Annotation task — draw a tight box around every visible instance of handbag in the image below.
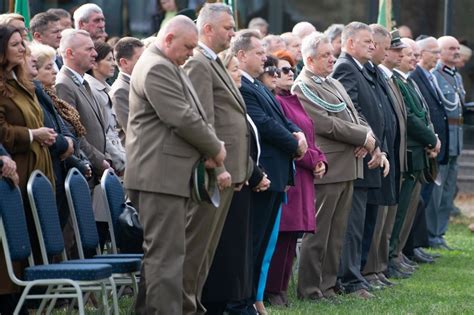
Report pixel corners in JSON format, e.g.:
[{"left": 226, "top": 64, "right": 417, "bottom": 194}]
[
  {"left": 420, "top": 157, "right": 439, "bottom": 184},
  {"left": 117, "top": 201, "right": 144, "bottom": 253}
]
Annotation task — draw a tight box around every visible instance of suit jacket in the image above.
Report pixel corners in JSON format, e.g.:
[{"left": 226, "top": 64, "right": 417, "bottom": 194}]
[
  {"left": 365, "top": 63, "right": 399, "bottom": 205},
  {"left": 332, "top": 52, "right": 385, "bottom": 188},
  {"left": 240, "top": 75, "right": 300, "bottom": 192},
  {"left": 55, "top": 66, "right": 107, "bottom": 174},
  {"left": 393, "top": 70, "right": 437, "bottom": 172},
  {"left": 293, "top": 67, "right": 368, "bottom": 185},
  {"left": 110, "top": 71, "right": 130, "bottom": 144},
  {"left": 410, "top": 65, "right": 449, "bottom": 164},
  {"left": 124, "top": 44, "right": 221, "bottom": 197},
  {"left": 183, "top": 45, "right": 251, "bottom": 184},
  {"left": 383, "top": 68, "right": 408, "bottom": 173}
]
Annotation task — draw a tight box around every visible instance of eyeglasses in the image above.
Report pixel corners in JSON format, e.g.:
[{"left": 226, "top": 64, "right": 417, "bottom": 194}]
[
  {"left": 280, "top": 66, "right": 294, "bottom": 75},
  {"left": 264, "top": 66, "right": 281, "bottom": 78},
  {"left": 425, "top": 49, "right": 441, "bottom": 55}
]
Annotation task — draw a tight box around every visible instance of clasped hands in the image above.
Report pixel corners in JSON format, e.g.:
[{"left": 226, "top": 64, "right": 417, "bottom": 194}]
[
  {"left": 354, "top": 132, "right": 389, "bottom": 177},
  {"left": 0, "top": 155, "right": 19, "bottom": 185},
  {"left": 425, "top": 136, "right": 441, "bottom": 159},
  {"left": 32, "top": 127, "right": 57, "bottom": 147}
]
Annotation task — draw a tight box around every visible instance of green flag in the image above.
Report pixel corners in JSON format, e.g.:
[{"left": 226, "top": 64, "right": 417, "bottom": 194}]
[
  {"left": 14, "top": 0, "right": 31, "bottom": 29},
  {"left": 377, "top": 0, "right": 393, "bottom": 30}
]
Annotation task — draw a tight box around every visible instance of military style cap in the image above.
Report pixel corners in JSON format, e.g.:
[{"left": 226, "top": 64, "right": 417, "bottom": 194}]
[{"left": 390, "top": 29, "right": 407, "bottom": 49}]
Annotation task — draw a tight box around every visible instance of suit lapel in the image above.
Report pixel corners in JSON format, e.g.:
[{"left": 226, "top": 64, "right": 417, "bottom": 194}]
[{"left": 254, "top": 79, "right": 287, "bottom": 119}]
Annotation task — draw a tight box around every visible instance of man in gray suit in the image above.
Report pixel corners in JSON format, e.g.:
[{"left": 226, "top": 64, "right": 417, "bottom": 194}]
[
  {"left": 182, "top": 3, "right": 251, "bottom": 314},
  {"left": 124, "top": 16, "right": 226, "bottom": 315},
  {"left": 55, "top": 29, "right": 110, "bottom": 177},
  {"left": 295, "top": 33, "right": 374, "bottom": 301},
  {"left": 110, "top": 37, "right": 144, "bottom": 145}
]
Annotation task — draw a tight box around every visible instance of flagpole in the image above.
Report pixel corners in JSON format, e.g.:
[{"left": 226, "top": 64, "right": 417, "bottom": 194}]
[{"left": 9, "top": 0, "right": 14, "bottom": 13}]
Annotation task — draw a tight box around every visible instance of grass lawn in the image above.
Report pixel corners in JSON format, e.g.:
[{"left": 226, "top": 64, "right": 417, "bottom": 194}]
[{"left": 54, "top": 220, "right": 474, "bottom": 314}]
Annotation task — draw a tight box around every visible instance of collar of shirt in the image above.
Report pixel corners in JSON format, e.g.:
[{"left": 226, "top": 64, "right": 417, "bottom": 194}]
[
  {"left": 378, "top": 64, "right": 393, "bottom": 78},
  {"left": 241, "top": 70, "right": 255, "bottom": 83},
  {"left": 198, "top": 42, "right": 218, "bottom": 60},
  {"left": 120, "top": 71, "right": 131, "bottom": 80},
  {"left": 305, "top": 68, "right": 327, "bottom": 81},
  {"left": 84, "top": 73, "right": 110, "bottom": 92},
  {"left": 419, "top": 65, "right": 433, "bottom": 81},
  {"left": 65, "top": 66, "right": 85, "bottom": 84},
  {"left": 393, "top": 68, "right": 409, "bottom": 80},
  {"left": 352, "top": 56, "right": 364, "bottom": 70}
]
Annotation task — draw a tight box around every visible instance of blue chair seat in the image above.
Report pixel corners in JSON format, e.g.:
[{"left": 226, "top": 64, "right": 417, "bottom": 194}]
[
  {"left": 64, "top": 258, "right": 141, "bottom": 274},
  {"left": 24, "top": 263, "right": 113, "bottom": 281},
  {"left": 94, "top": 253, "right": 143, "bottom": 260}
]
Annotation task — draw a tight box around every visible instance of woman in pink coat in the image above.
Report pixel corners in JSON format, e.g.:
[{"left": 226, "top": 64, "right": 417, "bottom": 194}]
[{"left": 265, "top": 51, "right": 327, "bottom": 306}]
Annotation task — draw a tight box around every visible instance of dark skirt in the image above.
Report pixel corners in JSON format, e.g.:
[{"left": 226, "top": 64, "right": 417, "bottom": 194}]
[{"left": 202, "top": 185, "right": 254, "bottom": 303}]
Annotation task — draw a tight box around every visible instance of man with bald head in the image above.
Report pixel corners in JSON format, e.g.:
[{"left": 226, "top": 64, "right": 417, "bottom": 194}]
[
  {"left": 125, "top": 15, "right": 226, "bottom": 314},
  {"left": 429, "top": 36, "right": 465, "bottom": 249},
  {"left": 292, "top": 21, "right": 316, "bottom": 40},
  {"left": 409, "top": 37, "right": 450, "bottom": 255}
]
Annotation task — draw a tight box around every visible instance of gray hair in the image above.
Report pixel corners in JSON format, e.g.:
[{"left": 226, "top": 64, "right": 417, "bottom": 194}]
[
  {"left": 341, "top": 21, "right": 371, "bottom": 47},
  {"left": 416, "top": 36, "right": 438, "bottom": 51},
  {"left": 324, "top": 23, "right": 344, "bottom": 42},
  {"left": 231, "top": 29, "right": 261, "bottom": 55},
  {"left": 59, "top": 28, "right": 91, "bottom": 57},
  {"left": 292, "top": 21, "right": 316, "bottom": 39},
  {"left": 73, "top": 3, "right": 103, "bottom": 29},
  {"left": 29, "top": 42, "right": 56, "bottom": 68},
  {"left": 301, "top": 32, "right": 330, "bottom": 64},
  {"left": 248, "top": 17, "right": 268, "bottom": 29},
  {"left": 47, "top": 8, "right": 71, "bottom": 19},
  {"left": 196, "top": 3, "right": 232, "bottom": 33},
  {"left": 369, "top": 24, "right": 390, "bottom": 40}
]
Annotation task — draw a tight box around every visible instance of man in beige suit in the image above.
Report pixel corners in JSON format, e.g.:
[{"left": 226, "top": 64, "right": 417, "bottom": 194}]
[
  {"left": 124, "top": 16, "right": 226, "bottom": 315},
  {"left": 55, "top": 29, "right": 110, "bottom": 176},
  {"left": 294, "top": 33, "right": 375, "bottom": 301},
  {"left": 110, "top": 37, "right": 144, "bottom": 145},
  {"left": 182, "top": 4, "right": 251, "bottom": 314}
]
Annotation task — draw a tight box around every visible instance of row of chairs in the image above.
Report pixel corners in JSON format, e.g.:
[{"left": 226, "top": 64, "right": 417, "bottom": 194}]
[{"left": 0, "top": 168, "right": 141, "bottom": 314}]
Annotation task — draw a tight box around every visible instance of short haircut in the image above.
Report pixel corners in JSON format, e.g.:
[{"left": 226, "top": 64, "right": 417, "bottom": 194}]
[
  {"left": 59, "top": 28, "right": 90, "bottom": 57},
  {"left": 324, "top": 23, "right": 344, "bottom": 42},
  {"left": 301, "top": 32, "right": 330, "bottom": 63},
  {"left": 196, "top": 3, "right": 232, "bottom": 33},
  {"left": 29, "top": 42, "right": 56, "bottom": 68},
  {"left": 248, "top": 17, "right": 268, "bottom": 29},
  {"left": 292, "top": 21, "right": 316, "bottom": 39},
  {"left": 47, "top": 8, "right": 71, "bottom": 19},
  {"left": 114, "top": 37, "right": 144, "bottom": 61},
  {"left": 93, "top": 40, "right": 113, "bottom": 62},
  {"left": 231, "top": 29, "right": 261, "bottom": 55},
  {"left": 416, "top": 36, "right": 437, "bottom": 51},
  {"left": 263, "top": 55, "right": 278, "bottom": 68},
  {"left": 0, "top": 13, "right": 24, "bottom": 26},
  {"left": 369, "top": 24, "right": 390, "bottom": 40},
  {"left": 30, "top": 12, "right": 60, "bottom": 35},
  {"left": 341, "top": 21, "right": 371, "bottom": 46},
  {"left": 73, "top": 3, "right": 103, "bottom": 29},
  {"left": 262, "top": 34, "right": 284, "bottom": 48}
]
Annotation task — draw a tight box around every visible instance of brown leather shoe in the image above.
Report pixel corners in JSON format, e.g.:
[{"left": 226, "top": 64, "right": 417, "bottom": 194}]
[{"left": 350, "top": 288, "right": 375, "bottom": 300}]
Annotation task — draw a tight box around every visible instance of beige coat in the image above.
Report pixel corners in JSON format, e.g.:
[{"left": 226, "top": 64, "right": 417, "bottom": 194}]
[
  {"left": 124, "top": 44, "right": 221, "bottom": 197},
  {"left": 109, "top": 71, "right": 130, "bottom": 144},
  {"left": 183, "top": 46, "right": 251, "bottom": 184},
  {"left": 293, "top": 68, "right": 369, "bottom": 184}
]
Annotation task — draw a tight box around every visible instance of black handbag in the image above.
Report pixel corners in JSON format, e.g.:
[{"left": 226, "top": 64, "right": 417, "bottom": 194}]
[{"left": 117, "top": 202, "right": 144, "bottom": 254}]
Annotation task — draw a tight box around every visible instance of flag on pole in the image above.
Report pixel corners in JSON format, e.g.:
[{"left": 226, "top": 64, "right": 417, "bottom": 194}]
[
  {"left": 14, "top": 0, "right": 31, "bottom": 29},
  {"left": 377, "top": 0, "right": 393, "bottom": 30}
]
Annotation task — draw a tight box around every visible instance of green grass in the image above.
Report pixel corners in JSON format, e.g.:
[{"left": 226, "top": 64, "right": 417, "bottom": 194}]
[
  {"left": 267, "top": 221, "right": 474, "bottom": 315},
  {"left": 54, "top": 221, "right": 474, "bottom": 314}
]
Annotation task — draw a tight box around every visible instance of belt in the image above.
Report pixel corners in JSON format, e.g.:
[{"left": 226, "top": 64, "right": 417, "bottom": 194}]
[{"left": 448, "top": 117, "right": 463, "bottom": 125}]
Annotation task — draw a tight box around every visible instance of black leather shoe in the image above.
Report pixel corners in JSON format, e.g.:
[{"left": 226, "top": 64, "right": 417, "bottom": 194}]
[
  {"left": 377, "top": 273, "right": 395, "bottom": 287},
  {"left": 416, "top": 247, "right": 440, "bottom": 259},
  {"left": 385, "top": 264, "right": 411, "bottom": 279},
  {"left": 402, "top": 254, "right": 418, "bottom": 268},
  {"left": 411, "top": 251, "right": 434, "bottom": 264}
]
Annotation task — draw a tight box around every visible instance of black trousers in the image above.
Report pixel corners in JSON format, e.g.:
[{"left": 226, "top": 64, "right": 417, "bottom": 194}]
[
  {"left": 338, "top": 187, "right": 369, "bottom": 293},
  {"left": 404, "top": 198, "right": 429, "bottom": 256},
  {"left": 361, "top": 203, "right": 379, "bottom": 270}
]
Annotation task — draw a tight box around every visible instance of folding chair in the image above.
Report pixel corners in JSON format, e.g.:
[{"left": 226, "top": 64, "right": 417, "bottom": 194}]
[
  {"left": 100, "top": 168, "right": 143, "bottom": 257},
  {"left": 64, "top": 168, "right": 140, "bottom": 295},
  {"left": 0, "top": 178, "right": 114, "bottom": 315}
]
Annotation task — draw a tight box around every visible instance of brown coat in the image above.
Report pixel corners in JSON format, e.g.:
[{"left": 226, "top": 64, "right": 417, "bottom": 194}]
[
  {"left": 124, "top": 44, "right": 221, "bottom": 197},
  {"left": 293, "top": 67, "right": 369, "bottom": 184},
  {"left": 0, "top": 79, "right": 54, "bottom": 294}
]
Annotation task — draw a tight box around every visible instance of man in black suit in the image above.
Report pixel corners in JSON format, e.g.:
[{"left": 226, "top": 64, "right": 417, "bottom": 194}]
[
  {"left": 233, "top": 29, "right": 307, "bottom": 311},
  {"left": 332, "top": 22, "right": 386, "bottom": 299},
  {"left": 361, "top": 24, "right": 400, "bottom": 288},
  {"left": 407, "top": 36, "right": 448, "bottom": 261}
]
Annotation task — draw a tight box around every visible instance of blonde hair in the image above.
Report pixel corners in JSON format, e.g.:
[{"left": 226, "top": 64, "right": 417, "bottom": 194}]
[
  {"left": 29, "top": 42, "right": 56, "bottom": 69},
  {"left": 0, "top": 13, "right": 25, "bottom": 26}
]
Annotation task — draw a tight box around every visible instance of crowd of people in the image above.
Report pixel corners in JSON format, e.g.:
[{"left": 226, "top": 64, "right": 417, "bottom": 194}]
[{"left": 0, "top": 2, "right": 470, "bottom": 315}]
